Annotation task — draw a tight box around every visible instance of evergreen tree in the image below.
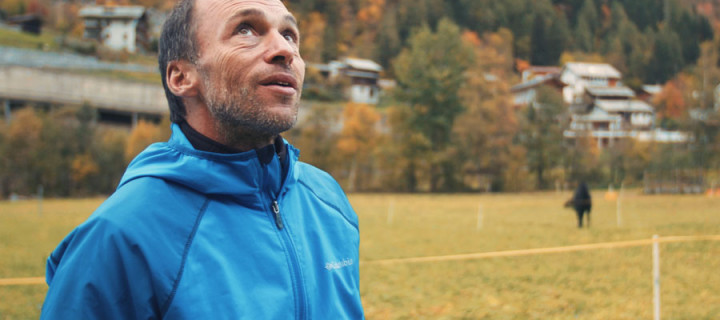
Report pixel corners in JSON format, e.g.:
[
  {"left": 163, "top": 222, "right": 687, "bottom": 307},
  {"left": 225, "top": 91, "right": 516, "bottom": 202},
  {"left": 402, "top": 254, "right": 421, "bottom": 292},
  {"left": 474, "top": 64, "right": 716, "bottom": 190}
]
[
  {"left": 574, "top": 18, "right": 594, "bottom": 52},
  {"left": 577, "top": 0, "right": 599, "bottom": 34},
  {"left": 530, "top": 14, "right": 548, "bottom": 65},
  {"left": 521, "top": 87, "right": 565, "bottom": 190},
  {"left": 530, "top": 12, "right": 565, "bottom": 66},
  {"left": 617, "top": 0, "right": 663, "bottom": 31},
  {"left": 376, "top": 5, "right": 401, "bottom": 75},
  {"left": 647, "top": 29, "right": 683, "bottom": 84}
]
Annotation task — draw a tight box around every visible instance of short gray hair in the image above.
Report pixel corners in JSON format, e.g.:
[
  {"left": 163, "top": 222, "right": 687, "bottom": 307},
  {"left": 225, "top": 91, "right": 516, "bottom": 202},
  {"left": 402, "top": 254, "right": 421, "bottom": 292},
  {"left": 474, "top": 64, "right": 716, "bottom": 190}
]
[{"left": 158, "top": 0, "right": 198, "bottom": 123}]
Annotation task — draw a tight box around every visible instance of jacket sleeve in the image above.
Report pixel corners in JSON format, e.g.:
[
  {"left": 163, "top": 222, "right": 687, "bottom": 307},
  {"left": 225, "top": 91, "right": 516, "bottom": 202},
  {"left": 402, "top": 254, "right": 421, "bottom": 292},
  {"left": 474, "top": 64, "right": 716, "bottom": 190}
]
[{"left": 41, "top": 216, "right": 161, "bottom": 319}]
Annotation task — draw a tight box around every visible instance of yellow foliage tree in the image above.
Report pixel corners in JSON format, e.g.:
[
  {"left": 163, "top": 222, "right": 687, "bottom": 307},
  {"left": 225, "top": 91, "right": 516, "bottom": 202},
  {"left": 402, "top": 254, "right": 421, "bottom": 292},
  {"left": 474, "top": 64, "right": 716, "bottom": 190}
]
[
  {"left": 337, "top": 103, "right": 380, "bottom": 191},
  {"left": 71, "top": 153, "right": 99, "bottom": 184},
  {"left": 454, "top": 29, "right": 527, "bottom": 191},
  {"left": 125, "top": 120, "right": 168, "bottom": 163},
  {"left": 298, "top": 12, "right": 327, "bottom": 63}
]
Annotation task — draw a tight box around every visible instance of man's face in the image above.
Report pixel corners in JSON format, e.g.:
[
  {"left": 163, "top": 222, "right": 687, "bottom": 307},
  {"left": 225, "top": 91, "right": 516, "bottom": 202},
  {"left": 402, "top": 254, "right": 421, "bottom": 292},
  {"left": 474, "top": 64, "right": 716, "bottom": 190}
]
[{"left": 193, "top": 0, "right": 305, "bottom": 138}]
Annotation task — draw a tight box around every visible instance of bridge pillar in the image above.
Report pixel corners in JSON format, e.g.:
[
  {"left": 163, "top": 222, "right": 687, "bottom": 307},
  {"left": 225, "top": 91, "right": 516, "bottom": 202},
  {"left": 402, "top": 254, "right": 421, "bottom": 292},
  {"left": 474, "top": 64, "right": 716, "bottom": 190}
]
[
  {"left": 3, "top": 100, "right": 10, "bottom": 124},
  {"left": 132, "top": 112, "right": 138, "bottom": 128}
]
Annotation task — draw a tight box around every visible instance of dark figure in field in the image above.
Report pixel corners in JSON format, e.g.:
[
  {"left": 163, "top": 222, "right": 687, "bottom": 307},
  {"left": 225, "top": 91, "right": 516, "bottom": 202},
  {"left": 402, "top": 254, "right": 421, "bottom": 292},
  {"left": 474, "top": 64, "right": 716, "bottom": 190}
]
[{"left": 564, "top": 182, "right": 592, "bottom": 228}]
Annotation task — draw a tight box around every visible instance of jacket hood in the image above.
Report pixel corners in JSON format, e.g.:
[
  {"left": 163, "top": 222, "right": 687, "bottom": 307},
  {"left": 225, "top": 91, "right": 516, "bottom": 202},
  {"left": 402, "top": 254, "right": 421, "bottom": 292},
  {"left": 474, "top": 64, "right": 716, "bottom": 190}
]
[{"left": 118, "top": 123, "right": 298, "bottom": 201}]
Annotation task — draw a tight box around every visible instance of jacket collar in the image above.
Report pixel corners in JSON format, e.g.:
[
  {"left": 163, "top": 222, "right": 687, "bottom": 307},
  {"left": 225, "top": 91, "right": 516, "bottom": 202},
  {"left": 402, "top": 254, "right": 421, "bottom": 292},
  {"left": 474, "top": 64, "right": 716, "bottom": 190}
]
[{"left": 118, "top": 123, "right": 299, "bottom": 202}]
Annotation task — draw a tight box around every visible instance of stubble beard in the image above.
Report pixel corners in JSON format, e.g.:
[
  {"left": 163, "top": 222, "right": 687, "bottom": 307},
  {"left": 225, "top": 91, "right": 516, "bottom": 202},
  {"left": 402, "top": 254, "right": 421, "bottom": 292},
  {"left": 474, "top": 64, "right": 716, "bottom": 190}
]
[{"left": 202, "top": 73, "right": 300, "bottom": 147}]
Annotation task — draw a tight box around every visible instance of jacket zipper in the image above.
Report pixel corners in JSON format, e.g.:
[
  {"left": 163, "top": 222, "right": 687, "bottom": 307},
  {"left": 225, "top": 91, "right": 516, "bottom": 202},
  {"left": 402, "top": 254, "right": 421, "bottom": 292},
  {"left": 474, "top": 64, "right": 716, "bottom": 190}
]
[
  {"left": 271, "top": 200, "right": 284, "bottom": 229},
  {"left": 268, "top": 197, "right": 307, "bottom": 319}
]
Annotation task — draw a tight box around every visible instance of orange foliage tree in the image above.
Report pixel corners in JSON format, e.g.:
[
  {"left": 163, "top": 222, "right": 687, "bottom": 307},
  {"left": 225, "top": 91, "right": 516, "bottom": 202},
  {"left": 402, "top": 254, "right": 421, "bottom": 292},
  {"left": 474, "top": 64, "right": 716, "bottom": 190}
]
[
  {"left": 337, "top": 102, "right": 381, "bottom": 191},
  {"left": 125, "top": 119, "right": 170, "bottom": 163},
  {"left": 653, "top": 79, "right": 686, "bottom": 125},
  {"left": 454, "top": 28, "right": 528, "bottom": 191}
]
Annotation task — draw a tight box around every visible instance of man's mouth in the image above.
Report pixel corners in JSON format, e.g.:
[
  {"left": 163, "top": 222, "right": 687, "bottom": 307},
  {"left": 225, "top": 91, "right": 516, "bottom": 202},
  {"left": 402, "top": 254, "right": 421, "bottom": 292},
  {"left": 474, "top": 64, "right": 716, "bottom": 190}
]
[
  {"left": 260, "top": 74, "right": 298, "bottom": 91},
  {"left": 270, "top": 81, "right": 292, "bottom": 87}
]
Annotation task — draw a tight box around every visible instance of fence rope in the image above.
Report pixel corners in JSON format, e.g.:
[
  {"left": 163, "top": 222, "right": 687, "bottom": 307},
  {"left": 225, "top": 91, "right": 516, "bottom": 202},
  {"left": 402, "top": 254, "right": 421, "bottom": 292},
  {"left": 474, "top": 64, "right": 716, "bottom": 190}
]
[
  {"left": 2, "top": 235, "right": 719, "bottom": 285},
  {"left": 0, "top": 277, "right": 45, "bottom": 286},
  {"left": 363, "top": 235, "right": 720, "bottom": 265}
]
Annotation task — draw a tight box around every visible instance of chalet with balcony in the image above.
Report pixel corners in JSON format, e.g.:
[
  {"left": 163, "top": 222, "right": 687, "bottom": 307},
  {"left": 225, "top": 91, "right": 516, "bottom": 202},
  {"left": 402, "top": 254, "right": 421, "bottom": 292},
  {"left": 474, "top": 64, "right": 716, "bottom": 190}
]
[
  {"left": 308, "top": 57, "right": 383, "bottom": 104},
  {"left": 560, "top": 62, "right": 622, "bottom": 105},
  {"left": 79, "top": 5, "right": 149, "bottom": 53}
]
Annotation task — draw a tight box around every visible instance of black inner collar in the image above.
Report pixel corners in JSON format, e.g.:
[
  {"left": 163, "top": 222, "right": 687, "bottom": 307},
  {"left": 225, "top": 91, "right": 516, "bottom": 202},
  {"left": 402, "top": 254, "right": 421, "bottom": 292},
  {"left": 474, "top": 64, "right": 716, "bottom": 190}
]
[{"left": 178, "top": 121, "right": 287, "bottom": 165}]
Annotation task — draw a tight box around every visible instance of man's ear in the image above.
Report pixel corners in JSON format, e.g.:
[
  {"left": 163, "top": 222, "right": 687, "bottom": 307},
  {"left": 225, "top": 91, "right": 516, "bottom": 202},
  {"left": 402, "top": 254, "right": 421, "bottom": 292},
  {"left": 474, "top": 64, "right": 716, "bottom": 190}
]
[{"left": 166, "top": 60, "right": 201, "bottom": 98}]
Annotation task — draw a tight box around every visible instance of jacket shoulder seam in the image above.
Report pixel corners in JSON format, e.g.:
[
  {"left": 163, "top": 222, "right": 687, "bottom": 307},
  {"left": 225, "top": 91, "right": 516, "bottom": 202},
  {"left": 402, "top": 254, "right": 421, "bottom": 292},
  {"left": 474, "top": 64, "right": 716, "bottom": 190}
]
[
  {"left": 297, "top": 179, "right": 358, "bottom": 230},
  {"left": 160, "top": 197, "right": 211, "bottom": 316}
]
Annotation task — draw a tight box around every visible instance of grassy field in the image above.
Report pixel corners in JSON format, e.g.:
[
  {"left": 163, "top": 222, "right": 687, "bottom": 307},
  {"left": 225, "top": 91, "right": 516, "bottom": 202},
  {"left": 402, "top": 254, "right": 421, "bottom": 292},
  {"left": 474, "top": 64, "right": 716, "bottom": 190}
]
[{"left": 1, "top": 191, "right": 719, "bottom": 319}]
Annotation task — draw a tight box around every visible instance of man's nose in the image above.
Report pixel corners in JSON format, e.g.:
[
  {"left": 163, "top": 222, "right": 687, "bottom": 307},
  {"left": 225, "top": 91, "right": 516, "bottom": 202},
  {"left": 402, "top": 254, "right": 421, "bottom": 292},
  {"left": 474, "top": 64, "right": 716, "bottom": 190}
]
[{"left": 264, "top": 30, "right": 295, "bottom": 66}]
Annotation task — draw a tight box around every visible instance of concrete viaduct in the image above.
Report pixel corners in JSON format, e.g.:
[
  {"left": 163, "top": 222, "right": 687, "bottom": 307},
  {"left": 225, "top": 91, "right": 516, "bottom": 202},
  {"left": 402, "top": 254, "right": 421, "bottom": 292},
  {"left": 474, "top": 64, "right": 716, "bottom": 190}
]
[{"left": 0, "top": 65, "right": 167, "bottom": 127}]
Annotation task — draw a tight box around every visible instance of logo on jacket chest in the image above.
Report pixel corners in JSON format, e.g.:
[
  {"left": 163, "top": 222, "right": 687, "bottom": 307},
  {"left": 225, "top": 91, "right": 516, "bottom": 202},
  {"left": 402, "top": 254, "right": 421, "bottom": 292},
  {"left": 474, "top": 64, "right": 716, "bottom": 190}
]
[{"left": 325, "top": 258, "right": 354, "bottom": 271}]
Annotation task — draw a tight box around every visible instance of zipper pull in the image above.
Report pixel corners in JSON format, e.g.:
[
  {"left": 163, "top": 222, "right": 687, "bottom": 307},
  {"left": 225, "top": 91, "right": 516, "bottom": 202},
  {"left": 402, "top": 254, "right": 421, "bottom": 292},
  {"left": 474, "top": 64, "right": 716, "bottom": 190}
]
[{"left": 271, "top": 200, "right": 284, "bottom": 230}]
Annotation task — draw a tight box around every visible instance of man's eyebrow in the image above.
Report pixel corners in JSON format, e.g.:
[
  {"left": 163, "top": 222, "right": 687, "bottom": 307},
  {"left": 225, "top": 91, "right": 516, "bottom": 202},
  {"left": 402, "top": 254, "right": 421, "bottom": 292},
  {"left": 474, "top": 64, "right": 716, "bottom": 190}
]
[
  {"left": 228, "top": 8, "right": 298, "bottom": 29},
  {"left": 284, "top": 14, "right": 298, "bottom": 28}
]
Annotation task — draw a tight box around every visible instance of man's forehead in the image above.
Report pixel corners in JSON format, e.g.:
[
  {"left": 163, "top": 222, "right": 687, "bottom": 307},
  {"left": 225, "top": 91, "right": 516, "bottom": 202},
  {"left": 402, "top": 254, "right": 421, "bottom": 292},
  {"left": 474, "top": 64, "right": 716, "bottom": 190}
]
[{"left": 196, "top": 0, "right": 292, "bottom": 17}]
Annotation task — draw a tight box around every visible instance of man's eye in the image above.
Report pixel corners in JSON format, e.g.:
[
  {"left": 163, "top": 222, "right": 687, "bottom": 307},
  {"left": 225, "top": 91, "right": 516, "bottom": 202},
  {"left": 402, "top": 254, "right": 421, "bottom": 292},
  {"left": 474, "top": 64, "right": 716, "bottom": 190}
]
[
  {"left": 282, "top": 32, "right": 298, "bottom": 43},
  {"left": 236, "top": 24, "right": 253, "bottom": 36}
]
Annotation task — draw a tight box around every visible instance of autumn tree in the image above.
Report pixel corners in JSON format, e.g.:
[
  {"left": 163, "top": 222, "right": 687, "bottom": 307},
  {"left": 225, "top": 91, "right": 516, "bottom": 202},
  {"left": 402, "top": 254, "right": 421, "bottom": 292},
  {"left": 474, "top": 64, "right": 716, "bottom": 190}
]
[
  {"left": 90, "top": 127, "right": 128, "bottom": 193},
  {"left": 336, "top": 103, "right": 381, "bottom": 191},
  {"left": 453, "top": 29, "right": 527, "bottom": 191},
  {"left": 653, "top": 79, "right": 686, "bottom": 129},
  {"left": 125, "top": 119, "right": 170, "bottom": 163},
  {"left": 564, "top": 133, "right": 601, "bottom": 185},
  {"left": 285, "top": 103, "right": 343, "bottom": 174},
  {"left": 377, "top": 103, "right": 431, "bottom": 192},
  {"left": 393, "top": 18, "right": 474, "bottom": 191},
  {"left": 2, "top": 108, "right": 43, "bottom": 196},
  {"left": 297, "top": 12, "right": 327, "bottom": 63}
]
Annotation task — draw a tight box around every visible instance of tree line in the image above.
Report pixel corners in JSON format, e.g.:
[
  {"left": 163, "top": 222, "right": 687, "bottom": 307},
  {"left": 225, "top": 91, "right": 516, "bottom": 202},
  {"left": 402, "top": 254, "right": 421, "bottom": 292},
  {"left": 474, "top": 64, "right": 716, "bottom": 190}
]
[
  {"left": 0, "top": 106, "right": 169, "bottom": 198},
  {"left": 286, "top": 0, "right": 714, "bottom": 86},
  {"left": 1, "top": 0, "right": 720, "bottom": 196},
  {"left": 288, "top": 21, "right": 720, "bottom": 193}
]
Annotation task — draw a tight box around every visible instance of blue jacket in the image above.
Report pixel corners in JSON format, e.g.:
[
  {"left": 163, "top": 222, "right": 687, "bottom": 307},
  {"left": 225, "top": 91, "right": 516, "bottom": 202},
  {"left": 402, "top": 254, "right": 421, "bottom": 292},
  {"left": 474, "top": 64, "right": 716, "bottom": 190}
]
[{"left": 42, "top": 124, "right": 364, "bottom": 319}]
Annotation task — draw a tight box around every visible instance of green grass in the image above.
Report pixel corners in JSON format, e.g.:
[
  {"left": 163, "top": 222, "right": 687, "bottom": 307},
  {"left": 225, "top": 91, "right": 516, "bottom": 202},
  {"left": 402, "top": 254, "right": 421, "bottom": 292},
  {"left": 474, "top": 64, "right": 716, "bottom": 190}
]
[
  {"left": 1, "top": 192, "right": 719, "bottom": 319},
  {"left": 354, "top": 192, "right": 720, "bottom": 319},
  {"left": 0, "top": 28, "right": 59, "bottom": 51}
]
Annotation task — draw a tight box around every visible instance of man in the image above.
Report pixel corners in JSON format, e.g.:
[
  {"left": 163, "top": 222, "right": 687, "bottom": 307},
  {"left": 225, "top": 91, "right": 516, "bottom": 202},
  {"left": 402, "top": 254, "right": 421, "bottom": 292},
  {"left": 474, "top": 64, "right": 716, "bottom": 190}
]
[
  {"left": 41, "top": 0, "right": 365, "bottom": 318},
  {"left": 564, "top": 182, "right": 592, "bottom": 228}
]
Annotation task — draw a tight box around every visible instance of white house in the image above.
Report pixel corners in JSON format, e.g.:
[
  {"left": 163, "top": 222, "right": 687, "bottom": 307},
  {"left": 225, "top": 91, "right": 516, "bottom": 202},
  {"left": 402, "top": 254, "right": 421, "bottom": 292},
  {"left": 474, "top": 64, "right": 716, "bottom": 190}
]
[
  {"left": 560, "top": 62, "right": 622, "bottom": 104},
  {"left": 564, "top": 82, "right": 687, "bottom": 147},
  {"left": 79, "top": 6, "right": 149, "bottom": 53},
  {"left": 338, "top": 57, "right": 382, "bottom": 104},
  {"left": 309, "top": 57, "right": 383, "bottom": 104}
]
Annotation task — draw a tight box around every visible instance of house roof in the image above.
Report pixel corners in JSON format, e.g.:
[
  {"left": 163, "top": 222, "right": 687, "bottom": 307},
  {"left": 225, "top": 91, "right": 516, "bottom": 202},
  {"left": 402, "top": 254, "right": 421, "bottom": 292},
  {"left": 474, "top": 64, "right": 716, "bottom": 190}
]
[
  {"left": 641, "top": 84, "right": 662, "bottom": 95},
  {"left": 564, "top": 62, "right": 621, "bottom": 79},
  {"left": 595, "top": 99, "right": 654, "bottom": 113},
  {"left": 510, "top": 74, "right": 564, "bottom": 92},
  {"left": 342, "top": 57, "right": 382, "bottom": 73},
  {"left": 575, "top": 106, "right": 620, "bottom": 121},
  {"left": 586, "top": 86, "right": 635, "bottom": 98},
  {"left": 79, "top": 6, "right": 146, "bottom": 19}
]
